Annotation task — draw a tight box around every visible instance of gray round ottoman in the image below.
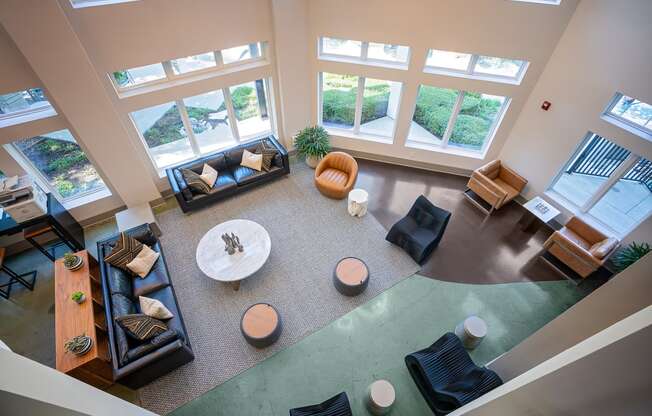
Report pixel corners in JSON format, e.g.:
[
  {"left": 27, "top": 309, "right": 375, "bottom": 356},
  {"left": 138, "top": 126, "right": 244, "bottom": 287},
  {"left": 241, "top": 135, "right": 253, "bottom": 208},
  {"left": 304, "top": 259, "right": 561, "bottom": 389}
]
[
  {"left": 240, "top": 303, "right": 282, "bottom": 348},
  {"left": 333, "top": 257, "right": 370, "bottom": 296}
]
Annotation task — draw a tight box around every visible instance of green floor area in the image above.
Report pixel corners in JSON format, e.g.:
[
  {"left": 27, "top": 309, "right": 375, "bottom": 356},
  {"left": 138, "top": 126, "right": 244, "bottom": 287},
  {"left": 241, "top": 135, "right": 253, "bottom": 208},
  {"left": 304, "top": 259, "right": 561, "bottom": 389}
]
[{"left": 171, "top": 274, "right": 588, "bottom": 416}]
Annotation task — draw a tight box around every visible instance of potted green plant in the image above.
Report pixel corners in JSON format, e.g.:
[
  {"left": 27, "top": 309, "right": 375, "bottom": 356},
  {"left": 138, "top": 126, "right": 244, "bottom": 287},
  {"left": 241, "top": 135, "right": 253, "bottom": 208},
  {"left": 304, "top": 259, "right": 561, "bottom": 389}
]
[
  {"left": 71, "top": 291, "right": 86, "bottom": 304},
  {"left": 294, "top": 126, "right": 331, "bottom": 168},
  {"left": 63, "top": 252, "right": 83, "bottom": 271},
  {"left": 64, "top": 334, "right": 93, "bottom": 356},
  {"left": 612, "top": 242, "right": 651, "bottom": 272}
]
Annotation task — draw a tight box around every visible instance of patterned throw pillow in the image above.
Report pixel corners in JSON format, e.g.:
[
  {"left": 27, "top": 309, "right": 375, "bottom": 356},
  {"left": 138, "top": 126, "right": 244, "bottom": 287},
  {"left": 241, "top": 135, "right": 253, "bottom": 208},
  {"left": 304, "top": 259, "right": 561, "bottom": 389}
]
[
  {"left": 181, "top": 168, "right": 211, "bottom": 194},
  {"left": 255, "top": 141, "right": 278, "bottom": 172},
  {"left": 104, "top": 232, "right": 143, "bottom": 272},
  {"left": 241, "top": 150, "right": 263, "bottom": 171},
  {"left": 115, "top": 313, "right": 168, "bottom": 341}
]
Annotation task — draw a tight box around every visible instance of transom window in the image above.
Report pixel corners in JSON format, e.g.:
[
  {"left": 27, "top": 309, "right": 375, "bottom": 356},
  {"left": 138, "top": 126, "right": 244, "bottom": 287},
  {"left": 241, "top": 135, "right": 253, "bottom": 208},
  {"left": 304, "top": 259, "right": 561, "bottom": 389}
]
[
  {"left": 425, "top": 49, "right": 528, "bottom": 84},
  {"left": 319, "top": 37, "right": 410, "bottom": 68},
  {"left": 319, "top": 72, "right": 402, "bottom": 141},
  {"left": 111, "top": 42, "right": 266, "bottom": 91},
  {"left": 0, "top": 88, "right": 56, "bottom": 128},
  {"left": 131, "top": 78, "right": 274, "bottom": 170},
  {"left": 407, "top": 85, "right": 509, "bottom": 154},
  {"left": 6, "top": 129, "right": 108, "bottom": 202},
  {"left": 603, "top": 93, "right": 652, "bottom": 140},
  {"left": 548, "top": 133, "right": 652, "bottom": 236}
]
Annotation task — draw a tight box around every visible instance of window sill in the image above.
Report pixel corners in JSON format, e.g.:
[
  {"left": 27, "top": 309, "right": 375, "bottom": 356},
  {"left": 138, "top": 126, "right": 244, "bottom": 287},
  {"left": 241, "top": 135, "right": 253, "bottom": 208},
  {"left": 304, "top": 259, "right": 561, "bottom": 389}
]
[
  {"left": 116, "top": 58, "right": 271, "bottom": 99},
  {"left": 325, "top": 128, "right": 394, "bottom": 145},
  {"left": 62, "top": 188, "right": 113, "bottom": 210},
  {"left": 600, "top": 114, "right": 652, "bottom": 143},
  {"left": 405, "top": 139, "right": 485, "bottom": 159},
  {"left": 423, "top": 67, "right": 524, "bottom": 86},
  {"left": 72, "top": 0, "right": 139, "bottom": 8},
  {"left": 318, "top": 55, "right": 409, "bottom": 71},
  {"left": 0, "top": 107, "right": 58, "bottom": 129}
]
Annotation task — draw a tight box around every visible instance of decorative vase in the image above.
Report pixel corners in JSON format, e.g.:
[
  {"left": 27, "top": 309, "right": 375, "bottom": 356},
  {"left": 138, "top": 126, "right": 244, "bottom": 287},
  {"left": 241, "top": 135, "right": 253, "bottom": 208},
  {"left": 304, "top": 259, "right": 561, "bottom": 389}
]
[{"left": 305, "top": 155, "right": 322, "bottom": 169}]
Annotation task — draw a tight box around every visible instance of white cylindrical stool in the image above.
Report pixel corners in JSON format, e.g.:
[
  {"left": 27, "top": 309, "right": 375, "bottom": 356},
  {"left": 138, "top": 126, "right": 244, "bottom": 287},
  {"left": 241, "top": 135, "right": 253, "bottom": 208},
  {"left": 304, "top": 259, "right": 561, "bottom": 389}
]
[
  {"left": 348, "top": 188, "right": 369, "bottom": 217},
  {"left": 367, "top": 379, "right": 395, "bottom": 415},
  {"left": 455, "top": 316, "right": 487, "bottom": 349}
]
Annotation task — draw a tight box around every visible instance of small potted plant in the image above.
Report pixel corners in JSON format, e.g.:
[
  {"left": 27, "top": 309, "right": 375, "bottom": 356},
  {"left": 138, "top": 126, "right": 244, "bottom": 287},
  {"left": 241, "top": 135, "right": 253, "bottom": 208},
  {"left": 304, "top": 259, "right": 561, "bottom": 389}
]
[
  {"left": 71, "top": 291, "right": 86, "bottom": 304},
  {"left": 63, "top": 252, "right": 83, "bottom": 271},
  {"left": 64, "top": 334, "right": 93, "bottom": 356},
  {"left": 612, "top": 241, "right": 651, "bottom": 272},
  {"left": 294, "top": 126, "right": 331, "bottom": 168}
]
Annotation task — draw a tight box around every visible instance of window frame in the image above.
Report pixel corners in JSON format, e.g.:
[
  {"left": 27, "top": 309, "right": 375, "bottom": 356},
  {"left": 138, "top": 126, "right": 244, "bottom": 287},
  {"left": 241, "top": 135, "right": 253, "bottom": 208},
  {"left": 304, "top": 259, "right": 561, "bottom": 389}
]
[
  {"left": 0, "top": 88, "right": 57, "bottom": 128},
  {"left": 4, "top": 130, "right": 111, "bottom": 205},
  {"left": 602, "top": 92, "right": 652, "bottom": 141},
  {"left": 110, "top": 42, "right": 268, "bottom": 93},
  {"left": 130, "top": 77, "right": 276, "bottom": 173},
  {"left": 317, "top": 72, "right": 403, "bottom": 143},
  {"left": 424, "top": 49, "right": 529, "bottom": 85},
  {"left": 318, "top": 37, "right": 411, "bottom": 70},
  {"left": 406, "top": 85, "right": 511, "bottom": 155},
  {"left": 546, "top": 132, "right": 650, "bottom": 237}
]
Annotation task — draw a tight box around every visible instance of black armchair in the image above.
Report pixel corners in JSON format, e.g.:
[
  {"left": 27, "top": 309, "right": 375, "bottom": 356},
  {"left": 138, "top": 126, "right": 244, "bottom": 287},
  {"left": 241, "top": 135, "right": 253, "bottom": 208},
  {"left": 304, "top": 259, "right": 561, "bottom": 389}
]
[
  {"left": 386, "top": 195, "right": 451, "bottom": 264},
  {"left": 405, "top": 333, "right": 502, "bottom": 415},
  {"left": 289, "top": 392, "right": 352, "bottom": 416}
]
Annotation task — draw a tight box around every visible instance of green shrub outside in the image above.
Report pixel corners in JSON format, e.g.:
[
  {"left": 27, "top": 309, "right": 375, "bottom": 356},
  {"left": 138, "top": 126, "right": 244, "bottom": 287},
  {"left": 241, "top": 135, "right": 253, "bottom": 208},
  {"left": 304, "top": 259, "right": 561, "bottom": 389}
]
[{"left": 322, "top": 81, "right": 390, "bottom": 126}]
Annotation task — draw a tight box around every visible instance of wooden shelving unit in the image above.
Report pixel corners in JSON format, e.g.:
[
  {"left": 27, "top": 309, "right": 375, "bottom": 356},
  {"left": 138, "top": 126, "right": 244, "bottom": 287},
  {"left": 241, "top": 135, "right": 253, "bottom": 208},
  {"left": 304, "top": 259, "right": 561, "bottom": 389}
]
[{"left": 55, "top": 250, "right": 113, "bottom": 389}]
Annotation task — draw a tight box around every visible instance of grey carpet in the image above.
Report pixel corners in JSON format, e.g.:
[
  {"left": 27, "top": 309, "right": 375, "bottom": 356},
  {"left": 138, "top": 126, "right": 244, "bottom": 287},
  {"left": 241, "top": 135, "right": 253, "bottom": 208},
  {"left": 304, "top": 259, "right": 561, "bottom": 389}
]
[{"left": 139, "top": 162, "right": 419, "bottom": 414}]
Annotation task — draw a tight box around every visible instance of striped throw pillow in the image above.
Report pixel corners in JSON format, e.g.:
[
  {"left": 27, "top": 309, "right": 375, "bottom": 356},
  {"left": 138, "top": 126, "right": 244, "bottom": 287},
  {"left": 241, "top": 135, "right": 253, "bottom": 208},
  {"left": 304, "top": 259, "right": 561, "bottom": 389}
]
[
  {"left": 255, "top": 141, "right": 278, "bottom": 172},
  {"left": 181, "top": 168, "right": 211, "bottom": 194},
  {"left": 104, "top": 232, "right": 143, "bottom": 271},
  {"left": 116, "top": 314, "right": 168, "bottom": 341}
]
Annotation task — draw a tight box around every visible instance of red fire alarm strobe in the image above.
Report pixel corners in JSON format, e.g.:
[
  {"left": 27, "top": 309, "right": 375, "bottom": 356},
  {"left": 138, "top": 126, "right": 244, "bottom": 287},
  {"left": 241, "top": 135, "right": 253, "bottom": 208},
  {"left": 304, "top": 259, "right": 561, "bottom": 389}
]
[{"left": 541, "top": 101, "right": 551, "bottom": 111}]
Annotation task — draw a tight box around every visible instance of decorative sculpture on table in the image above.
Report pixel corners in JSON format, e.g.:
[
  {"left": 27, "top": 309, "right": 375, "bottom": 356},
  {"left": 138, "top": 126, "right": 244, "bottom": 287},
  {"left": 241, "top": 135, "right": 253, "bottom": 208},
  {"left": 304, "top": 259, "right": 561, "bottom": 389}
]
[{"left": 222, "top": 232, "right": 244, "bottom": 255}]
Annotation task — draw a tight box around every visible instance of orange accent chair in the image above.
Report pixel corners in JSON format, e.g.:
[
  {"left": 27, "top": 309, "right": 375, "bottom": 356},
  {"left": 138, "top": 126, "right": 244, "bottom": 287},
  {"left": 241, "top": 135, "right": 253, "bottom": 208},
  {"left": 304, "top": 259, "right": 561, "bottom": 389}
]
[
  {"left": 314, "top": 152, "right": 359, "bottom": 199},
  {"left": 543, "top": 216, "right": 619, "bottom": 278},
  {"left": 466, "top": 160, "right": 527, "bottom": 213}
]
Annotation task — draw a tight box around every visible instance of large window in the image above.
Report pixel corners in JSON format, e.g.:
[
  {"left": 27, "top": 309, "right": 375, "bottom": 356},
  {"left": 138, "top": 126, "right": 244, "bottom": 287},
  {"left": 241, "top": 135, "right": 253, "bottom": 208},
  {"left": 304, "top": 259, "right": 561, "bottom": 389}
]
[
  {"left": 0, "top": 88, "right": 56, "bottom": 128},
  {"left": 8, "top": 129, "right": 108, "bottom": 201},
  {"left": 424, "top": 49, "right": 528, "bottom": 84},
  {"left": 319, "top": 72, "right": 402, "bottom": 140},
  {"left": 603, "top": 93, "right": 652, "bottom": 140},
  {"left": 548, "top": 133, "right": 652, "bottom": 236},
  {"left": 131, "top": 78, "right": 274, "bottom": 170},
  {"left": 319, "top": 37, "right": 410, "bottom": 68},
  {"left": 408, "top": 85, "right": 509, "bottom": 153},
  {"left": 111, "top": 42, "right": 267, "bottom": 91}
]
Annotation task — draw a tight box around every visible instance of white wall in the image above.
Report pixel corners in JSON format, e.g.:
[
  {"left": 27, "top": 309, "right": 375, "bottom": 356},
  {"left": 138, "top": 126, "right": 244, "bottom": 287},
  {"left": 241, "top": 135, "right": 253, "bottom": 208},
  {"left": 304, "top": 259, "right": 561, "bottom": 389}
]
[
  {"left": 0, "top": 349, "right": 156, "bottom": 416},
  {"left": 498, "top": 0, "right": 652, "bottom": 243},
  {"left": 308, "top": 0, "right": 579, "bottom": 171},
  {"left": 489, "top": 252, "right": 652, "bottom": 381}
]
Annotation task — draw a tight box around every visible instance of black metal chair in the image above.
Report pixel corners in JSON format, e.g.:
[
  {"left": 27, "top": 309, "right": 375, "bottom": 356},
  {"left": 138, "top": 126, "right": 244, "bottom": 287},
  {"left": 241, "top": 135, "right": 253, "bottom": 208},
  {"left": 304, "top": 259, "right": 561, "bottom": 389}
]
[
  {"left": 405, "top": 333, "right": 503, "bottom": 415},
  {"left": 386, "top": 195, "right": 451, "bottom": 264},
  {"left": 0, "top": 247, "right": 37, "bottom": 300},
  {"left": 289, "top": 392, "right": 352, "bottom": 416}
]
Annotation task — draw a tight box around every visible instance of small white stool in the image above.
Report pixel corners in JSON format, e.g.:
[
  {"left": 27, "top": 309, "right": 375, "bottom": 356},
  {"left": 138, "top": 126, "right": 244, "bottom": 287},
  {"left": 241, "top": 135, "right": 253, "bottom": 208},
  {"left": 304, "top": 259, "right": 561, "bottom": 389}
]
[
  {"left": 367, "top": 379, "right": 395, "bottom": 415},
  {"left": 348, "top": 188, "right": 369, "bottom": 217},
  {"left": 455, "top": 316, "right": 487, "bottom": 349}
]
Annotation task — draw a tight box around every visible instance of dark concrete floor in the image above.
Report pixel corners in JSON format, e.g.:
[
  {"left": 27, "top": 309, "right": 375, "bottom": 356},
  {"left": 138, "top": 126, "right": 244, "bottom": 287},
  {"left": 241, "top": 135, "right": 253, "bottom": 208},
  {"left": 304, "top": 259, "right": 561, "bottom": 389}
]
[{"left": 356, "top": 159, "right": 568, "bottom": 284}]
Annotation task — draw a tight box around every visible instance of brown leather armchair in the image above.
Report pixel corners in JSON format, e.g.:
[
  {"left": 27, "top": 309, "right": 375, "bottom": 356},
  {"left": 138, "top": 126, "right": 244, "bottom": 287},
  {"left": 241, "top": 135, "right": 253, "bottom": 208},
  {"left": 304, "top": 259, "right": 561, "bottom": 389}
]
[
  {"left": 543, "top": 216, "right": 619, "bottom": 278},
  {"left": 467, "top": 160, "right": 527, "bottom": 213},
  {"left": 314, "top": 152, "right": 358, "bottom": 199}
]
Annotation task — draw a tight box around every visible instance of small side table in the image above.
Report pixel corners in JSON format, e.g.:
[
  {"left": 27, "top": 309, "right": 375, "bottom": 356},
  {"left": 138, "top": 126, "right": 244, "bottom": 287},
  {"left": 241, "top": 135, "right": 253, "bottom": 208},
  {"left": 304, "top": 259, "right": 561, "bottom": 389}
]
[
  {"left": 518, "top": 196, "right": 560, "bottom": 233},
  {"left": 115, "top": 203, "right": 161, "bottom": 236},
  {"left": 348, "top": 188, "right": 369, "bottom": 217},
  {"left": 455, "top": 316, "right": 487, "bottom": 350},
  {"left": 367, "top": 379, "right": 395, "bottom": 415},
  {"left": 333, "top": 257, "right": 370, "bottom": 296},
  {"left": 240, "top": 303, "right": 282, "bottom": 348}
]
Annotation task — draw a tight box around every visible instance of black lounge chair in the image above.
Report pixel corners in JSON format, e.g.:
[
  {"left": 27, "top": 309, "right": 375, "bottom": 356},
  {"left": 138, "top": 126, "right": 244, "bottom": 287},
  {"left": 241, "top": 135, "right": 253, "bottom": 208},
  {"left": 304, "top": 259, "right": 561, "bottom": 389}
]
[
  {"left": 405, "top": 333, "right": 503, "bottom": 415},
  {"left": 386, "top": 195, "right": 451, "bottom": 264},
  {"left": 289, "top": 392, "right": 352, "bottom": 416}
]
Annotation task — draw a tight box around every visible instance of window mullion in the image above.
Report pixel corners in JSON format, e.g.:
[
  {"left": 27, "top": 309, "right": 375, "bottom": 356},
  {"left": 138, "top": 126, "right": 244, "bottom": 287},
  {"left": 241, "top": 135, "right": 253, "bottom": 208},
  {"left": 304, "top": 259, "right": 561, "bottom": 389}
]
[
  {"left": 161, "top": 61, "right": 176, "bottom": 79},
  {"left": 214, "top": 51, "right": 224, "bottom": 67},
  {"left": 442, "top": 91, "right": 464, "bottom": 147},
  {"left": 360, "top": 42, "right": 369, "bottom": 61},
  {"left": 353, "top": 77, "right": 365, "bottom": 133},
  {"left": 582, "top": 154, "right": 640, "bottom": 212},
  {"left": 467, "top": 55, "right": 479, "bottom": 75},
  {"left": 224, "top": 88, "right": 241, "bottom": 142},
  {"left": 177, "top": 100, "right": 201, "bottom": 156}
]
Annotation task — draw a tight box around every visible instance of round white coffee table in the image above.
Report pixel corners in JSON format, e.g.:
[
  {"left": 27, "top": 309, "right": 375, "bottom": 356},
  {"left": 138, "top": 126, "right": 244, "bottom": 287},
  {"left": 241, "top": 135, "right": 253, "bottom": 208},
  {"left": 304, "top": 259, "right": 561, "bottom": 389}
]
[
  {"left": 196, "top": 219, "right": 271, "bottom": 290},
  {"left": 454, "top": 316, "right": 487, "bottom": 349}
]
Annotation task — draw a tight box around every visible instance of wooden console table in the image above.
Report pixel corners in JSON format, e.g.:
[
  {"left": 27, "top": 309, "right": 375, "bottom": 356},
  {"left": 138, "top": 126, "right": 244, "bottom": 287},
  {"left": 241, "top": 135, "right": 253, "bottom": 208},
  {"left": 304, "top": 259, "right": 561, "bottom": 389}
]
[{"left": 55, "top": 250, "right": 113, "bottom": 389}]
